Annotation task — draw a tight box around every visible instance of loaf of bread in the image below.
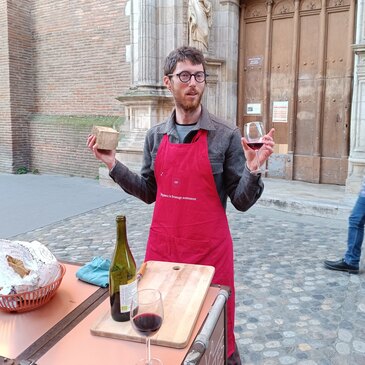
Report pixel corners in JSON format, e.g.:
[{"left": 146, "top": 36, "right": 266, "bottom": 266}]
[{"left": 0, "top": 239, "right": 61, "bottom": 295}]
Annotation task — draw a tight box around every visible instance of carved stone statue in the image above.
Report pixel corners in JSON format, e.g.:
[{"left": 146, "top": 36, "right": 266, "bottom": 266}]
[{"left": 188, "top": 0, "right": 212, "bottom": 51}]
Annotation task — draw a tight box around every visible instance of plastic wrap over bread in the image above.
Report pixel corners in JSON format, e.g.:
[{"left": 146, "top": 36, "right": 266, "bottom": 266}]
[{"left": 0, "top": 239, "right": 61, "bottom": 295}]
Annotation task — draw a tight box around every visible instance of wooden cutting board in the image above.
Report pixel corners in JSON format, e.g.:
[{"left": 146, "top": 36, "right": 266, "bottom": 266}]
[{"left": 90, "top": 260, "right": 215, "bottom": 349}]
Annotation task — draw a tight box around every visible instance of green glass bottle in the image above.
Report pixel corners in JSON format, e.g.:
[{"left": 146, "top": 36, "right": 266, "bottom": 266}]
[{"left": 109, "top": 215, "right": 137, "bottom": 322}]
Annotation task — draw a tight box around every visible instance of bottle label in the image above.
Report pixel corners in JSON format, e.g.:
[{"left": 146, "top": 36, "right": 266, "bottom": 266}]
[{"left": 119, "top": 279, "right": 138, "bottom": 313}]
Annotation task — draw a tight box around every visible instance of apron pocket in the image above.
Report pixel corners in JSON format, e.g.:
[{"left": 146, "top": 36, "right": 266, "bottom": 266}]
[{"left": 146, "top": 228, "right": 211, "bottom": 264}]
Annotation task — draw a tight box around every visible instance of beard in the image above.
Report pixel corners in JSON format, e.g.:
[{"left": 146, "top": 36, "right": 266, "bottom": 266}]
[{"left": 173, "top": 87, "right": 204, "bottom": 112}]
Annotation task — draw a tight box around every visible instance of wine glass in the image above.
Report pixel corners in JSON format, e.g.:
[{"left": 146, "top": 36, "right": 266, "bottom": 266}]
[
  {"left": 131, "top": 289, "right": 164, "bottom": 365},
  {"left": 244, "top": 121, "right": 267, "bottom": 173}
]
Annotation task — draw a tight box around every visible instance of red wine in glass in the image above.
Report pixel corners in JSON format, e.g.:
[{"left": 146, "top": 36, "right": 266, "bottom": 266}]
[
  {"left": 132, "top": 313, "right": 163, "bottom": 337},
  {"left": 131, "top": 289, "right": 164, "bottom": 365},
  {"left": 244, "top": 121, "right": 267, "bottom": 172},
  {"left": 246, "top": 142, "right": 264, "bottom": 151}
]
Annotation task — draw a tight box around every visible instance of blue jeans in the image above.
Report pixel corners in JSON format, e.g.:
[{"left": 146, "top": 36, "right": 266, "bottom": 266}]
[{"left": 344, "top": 195, "right": 365, "bottom": 267}]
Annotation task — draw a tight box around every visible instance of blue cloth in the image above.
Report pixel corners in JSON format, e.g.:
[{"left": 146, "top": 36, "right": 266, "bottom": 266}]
[{"left": 76, "top": 257, "right": 110, "bottom": 287}]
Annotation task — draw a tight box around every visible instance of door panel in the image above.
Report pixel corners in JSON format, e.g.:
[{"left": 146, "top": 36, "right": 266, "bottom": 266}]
[
  {"left": 296, "top": 13, "right": 319, "bottom": 157},
  {"left": 293, "top": 13, "right": 319, "bottom": 181},
  {"left": 242, "top": 20, "right": 266, "bottom": 120},
  {"left": 320, "top": 9, "right": 351, "bottom": 184},
  {"left": 295, "top": 79, "right": 316, "bottom": 155},
  {"left": 322, "top": 77, "right": 345, "bottom": 159},
  {"left": 270, "top": 17, "right": 293, "bottom": 146},
  {"left": 239, "top": 0, "right": 355, "bottom": 185}
]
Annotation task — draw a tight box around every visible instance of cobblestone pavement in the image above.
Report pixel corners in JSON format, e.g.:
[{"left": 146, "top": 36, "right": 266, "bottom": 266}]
[{"left": 9, "top": 193, "right": 365, "bottom": 365}]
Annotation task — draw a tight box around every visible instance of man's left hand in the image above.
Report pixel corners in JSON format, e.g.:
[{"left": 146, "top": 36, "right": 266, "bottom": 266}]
[{"left": 241, "top": 128, "right": 275, "bottom": 171}]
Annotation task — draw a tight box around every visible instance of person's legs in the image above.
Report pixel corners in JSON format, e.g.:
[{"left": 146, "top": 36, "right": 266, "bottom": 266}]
[
  {"left": 344, "top": 195, "right": 365, "bottom": 267},
  {"left": 324, "top": 195, "right": 365, "bottom": 273}
]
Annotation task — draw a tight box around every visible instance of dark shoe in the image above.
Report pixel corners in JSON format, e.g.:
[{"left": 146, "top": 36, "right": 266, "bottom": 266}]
[{"left": 324, "top": 259, "right": 359, "bottom": 274}]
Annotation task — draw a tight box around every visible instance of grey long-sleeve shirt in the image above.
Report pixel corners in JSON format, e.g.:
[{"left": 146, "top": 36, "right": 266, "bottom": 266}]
[{"left": 110, "top": 105, "right": 264, "bottom": 211}]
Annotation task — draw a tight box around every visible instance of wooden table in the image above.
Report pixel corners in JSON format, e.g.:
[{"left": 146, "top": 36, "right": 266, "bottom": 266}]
[
  {"left": 0, "top": 263, "right": 108, "bottom": 364},
  {"left": 0, "top": 262, "right": 228, "bottom": 365}
]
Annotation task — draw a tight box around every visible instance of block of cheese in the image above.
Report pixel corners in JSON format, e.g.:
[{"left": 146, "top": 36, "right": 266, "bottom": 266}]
[{"left": 92, "top": 126, "right": 120, "bottom": 150}]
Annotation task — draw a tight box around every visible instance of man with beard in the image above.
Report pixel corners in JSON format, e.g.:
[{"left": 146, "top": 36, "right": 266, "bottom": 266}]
[{"left": 87, "top": 46, "right": 275, "bottom": 364}]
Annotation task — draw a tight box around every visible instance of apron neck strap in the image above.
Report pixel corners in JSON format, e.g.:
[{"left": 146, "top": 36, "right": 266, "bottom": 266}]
[{"left": 192, "top": 129, "right": 206, "bottom": 143}]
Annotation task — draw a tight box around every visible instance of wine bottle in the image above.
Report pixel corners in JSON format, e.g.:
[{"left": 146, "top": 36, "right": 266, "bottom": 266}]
[{"left": 109, "top": 215, "right": 137, "bottom": 322}]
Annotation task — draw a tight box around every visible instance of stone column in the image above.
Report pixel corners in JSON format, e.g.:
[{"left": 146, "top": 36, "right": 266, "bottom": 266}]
[
  {"left": 136, "top": 0, "right": 157, "bottom": 87},
  {"left": 347, "top": 0, "right": 365, "bottom": 192},
  {"left": 218, "top": 0, "right": 240, "bottom": 124},
  {"left": 204, "top": 0, "right": 240, "bottom": 124},
  {"left": 105, "top": 0, "right": 174, "bottom": 177}
]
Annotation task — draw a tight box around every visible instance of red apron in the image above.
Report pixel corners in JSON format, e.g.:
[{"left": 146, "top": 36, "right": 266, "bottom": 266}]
[{"left": 145, "top": 130, "right": 236, "bottom": 357}]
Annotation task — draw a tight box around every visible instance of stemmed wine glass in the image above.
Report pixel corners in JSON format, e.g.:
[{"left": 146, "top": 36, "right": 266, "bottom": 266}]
[
  {"left": 244, "top": 121, "right": 267, "bottom": 173},
  {"left": 131, "top": 289, "right": 164, "bottom": 365}
]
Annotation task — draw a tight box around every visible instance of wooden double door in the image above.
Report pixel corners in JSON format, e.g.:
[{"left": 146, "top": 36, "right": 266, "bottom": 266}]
[{"left": 238, "top": 0, "right": 356, "bottom": 184}]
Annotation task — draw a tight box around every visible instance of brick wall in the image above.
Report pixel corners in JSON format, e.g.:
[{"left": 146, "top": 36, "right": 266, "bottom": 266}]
[
  {"left": 31, "top": 0, "right": 130, "bottom": 116},
  {"left": 29, "top": 0, "right": 131, "bottom": 177},
  {"left": 0, "top": 0, "right": 33, "bottom": 173},
  {"left": 0, "top": 0, "right": 12, "bottom": 172},
  {"left": 0, "top": 0, "right": 131, "bottom": 177},
  {"left": 29, "top": 115, "right": 123, "bottom": 178},
  {"left": 9, "top": 0, "right": 34, "bottom": 172}
]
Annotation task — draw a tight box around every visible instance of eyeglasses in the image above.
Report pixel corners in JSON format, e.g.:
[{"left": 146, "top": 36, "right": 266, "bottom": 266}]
[{"left": 168, "top": 71, "right": 208, "bottom": 83}]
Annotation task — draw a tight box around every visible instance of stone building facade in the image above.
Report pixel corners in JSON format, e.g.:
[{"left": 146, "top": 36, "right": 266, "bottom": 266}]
[
  {"left": 1, "top": 0, "right": 364, "bottom": 190},
  {"left": 347, "top": 0, "right": 365, "bottom": 191}
]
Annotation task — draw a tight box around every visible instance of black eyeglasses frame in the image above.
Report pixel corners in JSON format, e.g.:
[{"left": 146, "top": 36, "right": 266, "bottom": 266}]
[{"left": 167, "top": 71, "right": 208, "bottom": 83}]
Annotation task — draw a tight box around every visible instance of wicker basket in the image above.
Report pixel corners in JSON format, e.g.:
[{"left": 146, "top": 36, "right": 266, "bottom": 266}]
[{"left": 0, "top": 263, "right": 66, "bottom": 313}]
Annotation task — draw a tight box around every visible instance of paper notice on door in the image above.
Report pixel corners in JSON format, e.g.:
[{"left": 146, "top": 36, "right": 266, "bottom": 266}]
[
  {"left": 272, "top": 101, "right": 288, "bottom": 123},
  {"left": 247, "top": 103, "right": 261, "bottom": 115}
]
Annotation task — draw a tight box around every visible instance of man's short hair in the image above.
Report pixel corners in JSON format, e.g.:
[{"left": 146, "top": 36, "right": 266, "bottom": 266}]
[{"left": 163, "top": 46, "right": 206, "bottom": 76}]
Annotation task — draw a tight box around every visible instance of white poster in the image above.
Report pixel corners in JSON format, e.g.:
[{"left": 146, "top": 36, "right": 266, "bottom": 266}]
[
  {"left": 272, "top": 101, "right": 288, "bottom": 123},
  {"left": 247, "top": 56, "right": 263, "bottom": 67},
  {"left": 247, "top": 103, "right": 261, "bottom": 115}
]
